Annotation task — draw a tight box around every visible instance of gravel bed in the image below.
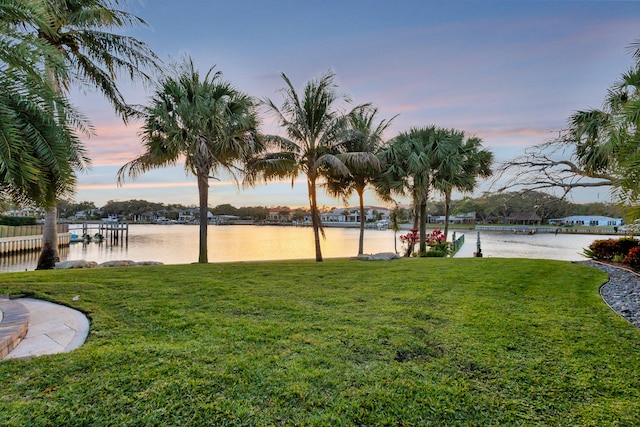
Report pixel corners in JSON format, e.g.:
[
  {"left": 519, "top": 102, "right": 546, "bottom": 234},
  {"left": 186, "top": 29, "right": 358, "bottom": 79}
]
[{"left": 576, "top": 260, "right": 640, "bottom": 328}]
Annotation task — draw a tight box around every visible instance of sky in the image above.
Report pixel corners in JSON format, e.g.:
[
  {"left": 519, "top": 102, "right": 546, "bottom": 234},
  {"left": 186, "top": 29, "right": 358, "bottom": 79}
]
[{"left": 69, "top": 0, "right": 640, "bottom": 208}]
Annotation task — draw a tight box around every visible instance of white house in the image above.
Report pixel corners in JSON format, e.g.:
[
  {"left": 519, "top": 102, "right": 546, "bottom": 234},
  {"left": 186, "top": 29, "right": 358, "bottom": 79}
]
[
  {"left": 429, "top": 212, "right": 476, "bottom": 225},
  {"left": 320, "top": 206, "right": 391, "bottom": 223},
  {"left": 548, "top": 215, "right": 623, "bottom": 227}
]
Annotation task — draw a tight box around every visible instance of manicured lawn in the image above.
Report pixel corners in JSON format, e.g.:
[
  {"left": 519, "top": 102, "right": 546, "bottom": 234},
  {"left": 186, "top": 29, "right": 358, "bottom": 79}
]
[{"left": 0, "top": 258, "right": 639, "bottom": 425}]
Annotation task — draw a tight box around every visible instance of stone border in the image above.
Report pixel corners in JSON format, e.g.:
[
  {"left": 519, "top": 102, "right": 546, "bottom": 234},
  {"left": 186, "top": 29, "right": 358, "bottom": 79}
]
[
  {"left": 576, "top": 260, "right": 640, "bottom": 328},
  {"left": 0, "top": 298, "right": 29, "bottom": 360}
]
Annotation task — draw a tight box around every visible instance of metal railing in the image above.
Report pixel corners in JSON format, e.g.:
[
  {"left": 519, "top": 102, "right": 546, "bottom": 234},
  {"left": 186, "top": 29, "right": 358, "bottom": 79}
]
[{"left": 451, "top": 233, "right": 465, "bottom": 255}]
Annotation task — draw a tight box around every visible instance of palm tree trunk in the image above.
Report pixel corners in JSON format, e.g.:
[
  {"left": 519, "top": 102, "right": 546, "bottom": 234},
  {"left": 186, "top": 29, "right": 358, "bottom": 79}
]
[
  {"left": 37, "top": 67, "right": 61, "bottom": 270},
  {"left": 36, "top": 206, "right": 59, "bottom": 269},
  {"left": 419, "top": 199, "right": 427, "bottom": 256},
  {"left": 412, "top": 197, "right": 419, "bottom": 230},
  {"left": 357, "top": 188, "right": 365, "bottom": 256},
  {"left": 308, "top": 176, "right": 323, "bottom": 262},
  {"left": 197, "top": 174, "right": 209, "bottom": 263},
  {"left": 444, "top": 191, "right": 452, "bottom": 240}
]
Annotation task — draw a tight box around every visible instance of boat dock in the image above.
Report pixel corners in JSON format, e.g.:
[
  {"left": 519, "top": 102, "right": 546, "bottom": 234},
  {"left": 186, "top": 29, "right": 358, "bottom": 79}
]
[
  {"left": 68, "top": 223, "right": 129, "bottom": 246},
  {"left": 0, "top": 222, "right": 129, "bottom": 257}
]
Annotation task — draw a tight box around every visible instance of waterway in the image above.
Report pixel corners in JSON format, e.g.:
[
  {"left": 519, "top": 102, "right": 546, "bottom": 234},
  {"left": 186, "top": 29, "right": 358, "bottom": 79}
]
[{"left": 0, "top": 224, "right": 618, "bottom": 273}]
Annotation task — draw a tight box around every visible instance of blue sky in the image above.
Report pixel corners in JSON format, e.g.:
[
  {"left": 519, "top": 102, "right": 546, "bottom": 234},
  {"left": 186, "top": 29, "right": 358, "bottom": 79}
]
[{"left": 71, "top": 0, "right": 640, "bottom": 208}]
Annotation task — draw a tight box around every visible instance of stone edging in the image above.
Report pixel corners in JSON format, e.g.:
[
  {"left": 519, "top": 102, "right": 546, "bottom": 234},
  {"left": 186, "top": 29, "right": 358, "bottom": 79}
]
[
  {"left": 0, "top": 298, "right": 29, "bottom": 360},
  {"left": 576, "top": 260, "right": 640, "bottom": 328}
]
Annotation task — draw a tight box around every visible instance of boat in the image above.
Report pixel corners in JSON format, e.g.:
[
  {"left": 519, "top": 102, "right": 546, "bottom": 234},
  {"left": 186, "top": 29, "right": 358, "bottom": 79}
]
[
  {"left": 102, "top": 215, "right": 119, "bottom": 223},
  {"left": 513, "top": 228, "right": 536, "bottom": 235}
]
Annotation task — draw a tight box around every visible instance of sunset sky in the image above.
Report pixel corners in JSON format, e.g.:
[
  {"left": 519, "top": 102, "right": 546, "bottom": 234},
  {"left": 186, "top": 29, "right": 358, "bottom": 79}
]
[{"left": 70, "top": 0, "right": 640, "bottom": 208}]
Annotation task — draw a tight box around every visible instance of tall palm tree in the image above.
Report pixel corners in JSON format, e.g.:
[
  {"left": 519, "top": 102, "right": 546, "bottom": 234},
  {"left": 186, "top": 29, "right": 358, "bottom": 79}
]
[
  {"left": 24, "top": 0, "right": 158, "bottom": 269},
  {"left": 432, "top": 130, "right": 493, "bottom": 239},
  {"left": 325, "top": 106, "right": 395, "bottom": 255},
  {"left": 255, "top": 71, "right": 361, "bottom": 262},
  {"left": 118, "top": 59, "right": 262, "bottom": 263}
]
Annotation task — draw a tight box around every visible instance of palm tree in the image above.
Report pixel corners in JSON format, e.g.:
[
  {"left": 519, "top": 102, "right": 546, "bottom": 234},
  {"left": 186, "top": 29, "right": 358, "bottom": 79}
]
[
  {"left": 255, "top": 71, "right": 361, "bottom": 262},
  {"left": 118, "top": 59, "right": 261, "bottom": 263},
  {"left": 0, "top": 1, "right": 89, "bottom": 214},
  {"left": 565, "top": 41, "right": 640, "bottom": 218},
  {"left": 432, "top": 130, "right": 493, "bottom": 240},
  {"left": 377, "top": 126, "right": 441, "bottom": 256},
  {"left": 324, "top": 106, "right": 395, "bottom": 255},
  {"left": 23, "top": 0, "right": 158, "bottom": 269}
]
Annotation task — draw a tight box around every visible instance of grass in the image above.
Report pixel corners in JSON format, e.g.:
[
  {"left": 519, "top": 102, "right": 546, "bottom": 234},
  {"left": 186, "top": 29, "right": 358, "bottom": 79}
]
[{"left": 0, "top": 258, "right": 639, "bottom": 425}]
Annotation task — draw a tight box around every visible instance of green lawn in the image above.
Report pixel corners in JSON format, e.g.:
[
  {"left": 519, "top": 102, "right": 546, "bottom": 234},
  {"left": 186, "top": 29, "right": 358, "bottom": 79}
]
[{"left": 0, "top": 258, "right": 639, "bottom": 426}]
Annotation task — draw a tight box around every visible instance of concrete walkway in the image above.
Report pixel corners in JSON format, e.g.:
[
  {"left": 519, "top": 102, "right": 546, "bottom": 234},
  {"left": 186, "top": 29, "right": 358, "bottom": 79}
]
[{"left": 3, "top": 298, "right": 89, "bottom": 360}]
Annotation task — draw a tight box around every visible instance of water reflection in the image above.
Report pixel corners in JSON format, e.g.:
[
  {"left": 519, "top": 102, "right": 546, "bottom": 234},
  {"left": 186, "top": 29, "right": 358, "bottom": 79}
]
[{"left": 0, "top": 224, "right": 615, "bottom": 272}]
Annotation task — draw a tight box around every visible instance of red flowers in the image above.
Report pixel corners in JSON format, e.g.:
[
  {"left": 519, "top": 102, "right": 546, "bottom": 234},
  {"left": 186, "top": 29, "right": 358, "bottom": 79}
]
[{"left": 399, "top": 228, "right": 447, "bottom": 257}]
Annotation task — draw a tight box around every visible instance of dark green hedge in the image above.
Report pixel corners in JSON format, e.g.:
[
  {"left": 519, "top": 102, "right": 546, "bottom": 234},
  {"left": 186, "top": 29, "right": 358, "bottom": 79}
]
[{"left": 0, "top": 215, "right": 37, "bottom": 226}]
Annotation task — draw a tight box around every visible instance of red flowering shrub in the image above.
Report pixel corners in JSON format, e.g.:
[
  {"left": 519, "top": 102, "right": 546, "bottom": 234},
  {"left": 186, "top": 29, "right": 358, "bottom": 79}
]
[
  {"left": 399, "top": 228, "right": 419, "bottom": 257},
  {"left": 588, "top": 238, "right": 640, "bottom": 261},
  {"left": 399, "top": 228, "right": 450, "bottom": 257},
  {"left": 425, "top": 229, "right": 446, "bottom": 245},
  {"left": 624, "top": 246, "right": 640, "bottom": 269}
]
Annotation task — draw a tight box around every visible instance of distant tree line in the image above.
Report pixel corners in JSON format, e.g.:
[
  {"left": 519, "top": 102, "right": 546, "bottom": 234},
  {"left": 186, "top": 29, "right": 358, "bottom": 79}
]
[{"left": 48, "top": 191, "right": 620, "bottom": 224}]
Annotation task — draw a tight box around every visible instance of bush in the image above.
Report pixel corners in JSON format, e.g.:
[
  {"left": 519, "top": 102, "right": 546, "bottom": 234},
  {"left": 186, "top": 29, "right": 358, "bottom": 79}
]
[
  {"left": 423, "top": 249, "right": 447, "bottom": 257},
  {"left": 615, "top": 237, "right": 640, "bottom": 255},
  {"left": 624, "top": 246, "right": 640, "bottom": 269},
  {"left": 0, "top": 215, "right": 37, "bottom": 226},
  {"left": 588, "top": 238, "right": 640, "bottom": 261}
]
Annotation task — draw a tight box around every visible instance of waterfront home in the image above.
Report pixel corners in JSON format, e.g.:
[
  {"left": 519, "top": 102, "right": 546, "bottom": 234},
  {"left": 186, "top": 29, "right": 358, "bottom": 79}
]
[
  {"left": 269, "top": 207, "right": 293, "bottom": 223},
  {"left": 321, "top": 206, "right": 391, "bottom": 224},
  {"left": 429, "top": 212, "right": 476, "bottom": 225},
  {"left": 549, "top": 215, "right": 623, "bottom": 227},
  {"left": 4, "top": 207, "right": 44, "bottom": 218}
]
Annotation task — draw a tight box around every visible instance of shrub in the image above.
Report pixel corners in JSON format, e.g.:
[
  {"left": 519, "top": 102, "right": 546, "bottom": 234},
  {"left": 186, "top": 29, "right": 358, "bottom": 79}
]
[
  {"left": 624, "top": 246, "right": 640, "bottom": 269},
  {"left": 0, "top": 215, "right": 37, "bottom": 226},
  {"left": 423, "top": 249, "right": 447, "bottom": 257},
  {"left": 616, "top": 237, "right": 640, "bottom": 255},
  {"left": 588, "top": 238, "right": 640, "bottom": 261}
]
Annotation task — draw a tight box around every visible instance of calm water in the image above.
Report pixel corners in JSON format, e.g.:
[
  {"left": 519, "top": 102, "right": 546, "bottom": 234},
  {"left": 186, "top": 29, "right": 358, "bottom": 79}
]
[{"left": 0, "top": 224, "right": 615, "bottom": 273}]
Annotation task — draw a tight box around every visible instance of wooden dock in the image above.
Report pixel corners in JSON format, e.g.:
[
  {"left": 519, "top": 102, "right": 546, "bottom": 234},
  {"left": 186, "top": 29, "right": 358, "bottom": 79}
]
[
  {"left": 68, "top": 222, "right": 129, "bottom": 246},
  {"left": 0, "top": 222, "right": 129, "bottom": 257}
]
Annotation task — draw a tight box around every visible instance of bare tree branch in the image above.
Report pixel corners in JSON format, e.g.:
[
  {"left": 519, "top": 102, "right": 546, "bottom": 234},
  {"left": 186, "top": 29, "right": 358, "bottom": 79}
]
[{"left": 493, "top": 139, "right": 614, "bottom": 197}]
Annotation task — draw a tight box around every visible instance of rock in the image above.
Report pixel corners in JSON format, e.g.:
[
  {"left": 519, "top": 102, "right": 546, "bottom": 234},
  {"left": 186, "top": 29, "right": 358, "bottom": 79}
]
[
  {"left": 132, "top": 261, "right": 164, "bottom": 266},
  {"left": 98, "top": 260, "right": 136, "bottom": 268},
  {"left": 55, "top": 260, "right": 98, "bottom": 269},
  {"left": 356, "top": 252, "right": 401, "bottom": 261}
]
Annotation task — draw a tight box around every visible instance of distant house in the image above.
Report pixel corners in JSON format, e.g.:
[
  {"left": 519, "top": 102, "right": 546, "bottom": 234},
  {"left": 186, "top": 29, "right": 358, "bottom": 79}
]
[
  {"left": 269, "top": 207, "right": 293, "bottom": 223},
  {"left": 211, "top": 214, "right": 238, "bottom": 224},
  {"left": 321, "top": 206, "right": 391, "bottom": 223},
  {"left": 178, "top": 209, "right": 199, "bottom": 223},
  {"left": 72, "top": 210, "right": 87, "bottom": 220},
  {"left": 429, "top": 212, "right": 476, "bottom": 225},
  {"left": 4, "top": 207, "right": 44, "bottom": 218},
  {"left": 548, "top": 215, "right": 623, "bottom": 227},
  {"left": 507, "top": 213, "right": 541, "bottom": 225}
]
